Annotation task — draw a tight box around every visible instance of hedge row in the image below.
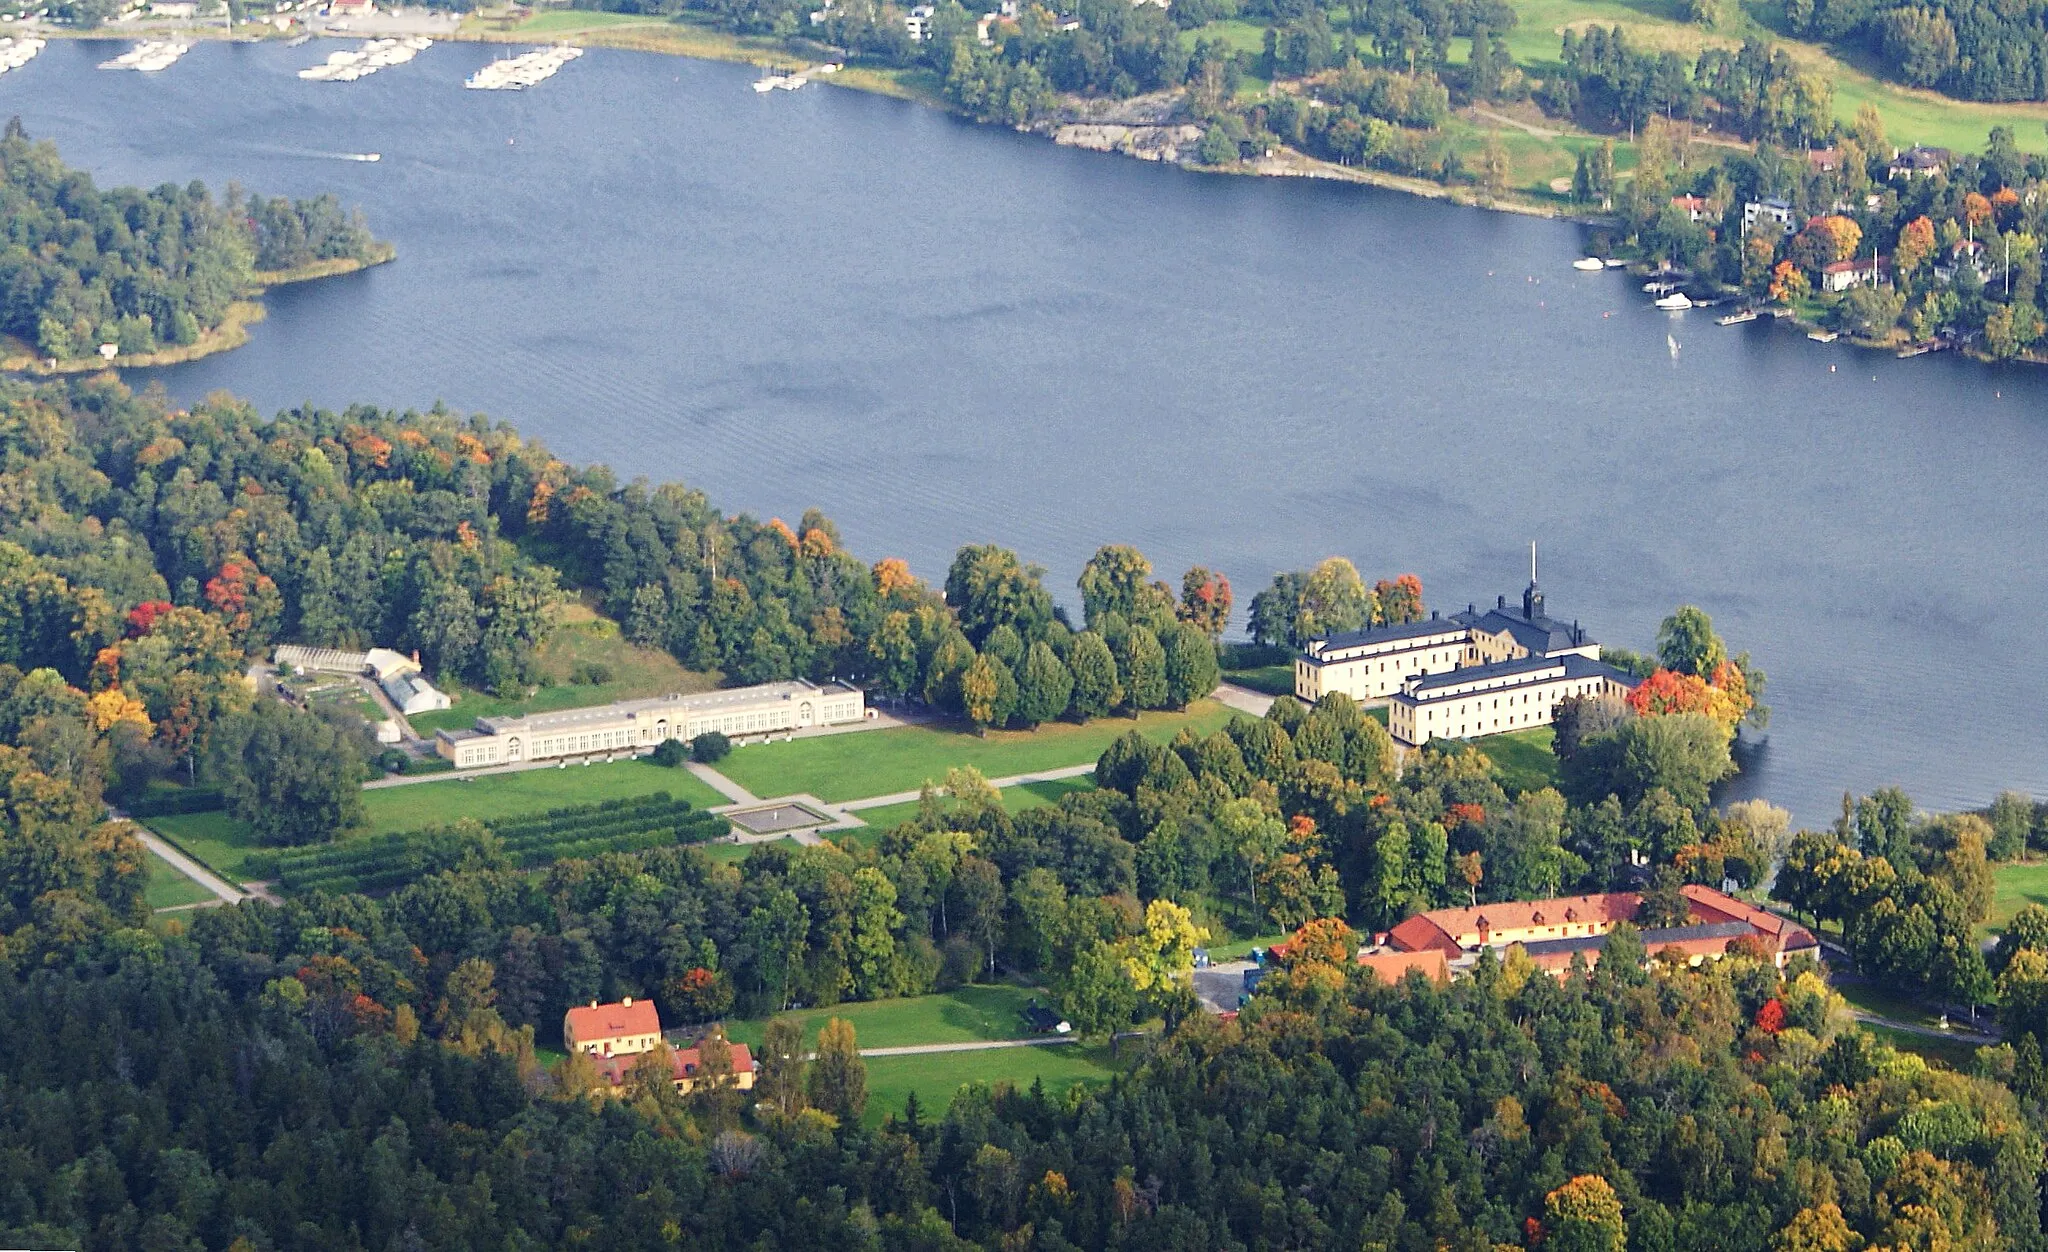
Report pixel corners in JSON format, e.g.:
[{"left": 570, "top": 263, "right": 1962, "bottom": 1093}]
[
  {"left": 272, "top": 794, "right": 730, "bottom": 896},
  {"left": 128, "top": 786, "right": 225, "bottom": 817}
]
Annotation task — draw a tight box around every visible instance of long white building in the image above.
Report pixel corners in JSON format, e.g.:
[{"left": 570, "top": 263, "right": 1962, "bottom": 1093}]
[{"left": 435, "top": 679, "right": 867, "bottom": 769}]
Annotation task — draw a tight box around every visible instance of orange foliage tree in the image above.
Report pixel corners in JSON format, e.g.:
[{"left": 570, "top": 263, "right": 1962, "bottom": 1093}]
[{"left": 1895, "top": 216, "right": 1937, "bottom": 275}]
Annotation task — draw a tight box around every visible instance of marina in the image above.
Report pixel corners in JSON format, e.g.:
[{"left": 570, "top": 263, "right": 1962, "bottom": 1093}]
[
  {"left": 298, "top": 36, "right": 432, "bottom": 83},
  {"left": 97, "top": 39, "right": 192, "bottom": 72},
  {"left": 464, "top": 44, "right": 581, "bottom": 90},
  {"left": 0, "top": 36, "right": 44, "bottom": 74}
]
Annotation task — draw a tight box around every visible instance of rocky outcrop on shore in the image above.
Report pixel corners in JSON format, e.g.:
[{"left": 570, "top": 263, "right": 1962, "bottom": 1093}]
[{"left": 1043, "top": 89, "right": 1201, "bottom": 162}]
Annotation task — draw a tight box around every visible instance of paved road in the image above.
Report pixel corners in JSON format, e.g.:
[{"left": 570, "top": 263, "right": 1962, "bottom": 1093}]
[
  {"left": 134, "top": 826, "right": 246, "bottom": 907},
  {"left": 840, "top": 762, "right": 1098, "bottom": 813},
  {"left": 689, "top": 762, "right": 758, "bottom": 804},
  {"left": 1211, "top": 682, "right": 1279, "bottom": 717},
  {"left": 855, "top": 1037, "right": 1078, "bottom": 1057},
  {"left": 1850, "top": 1010, "right": 1999, "bottom": 1044}
]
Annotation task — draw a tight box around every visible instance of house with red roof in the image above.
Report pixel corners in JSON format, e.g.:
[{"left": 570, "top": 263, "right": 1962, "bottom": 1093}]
[
  {"left": 564, "top": 997, "right": 662, "bottom": 1059},
  {"left": 592, "top": 1040, "right": 756, "bottom": 1096}
]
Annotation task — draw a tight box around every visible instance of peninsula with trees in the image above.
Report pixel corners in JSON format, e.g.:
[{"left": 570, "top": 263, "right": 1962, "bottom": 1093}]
[{"left": 0, "top": 122, "right": 394, "bottom": 374}]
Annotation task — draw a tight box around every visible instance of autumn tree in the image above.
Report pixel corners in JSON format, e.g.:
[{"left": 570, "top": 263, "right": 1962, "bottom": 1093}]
[
  {"left": 1065, "top": 631, "right": 1121, "bottom": 721},
  {"left": 1178, "top": 567, "right": 1234, "bottom": 640},
  {"left": 805, "top": 1018, "right": 867, "bottom": 1123},
  {"left": 1543, "top": 1175, "right": 1626, "bottom": 1252}
]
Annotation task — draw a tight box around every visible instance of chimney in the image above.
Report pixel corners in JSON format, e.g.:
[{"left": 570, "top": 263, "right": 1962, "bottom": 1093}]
[
  {"left": 622, "top": 996, "right": 633, "bottom": 1007},
  {"left": 589, "top": 999, "right": 598, "bottom": 1009}
]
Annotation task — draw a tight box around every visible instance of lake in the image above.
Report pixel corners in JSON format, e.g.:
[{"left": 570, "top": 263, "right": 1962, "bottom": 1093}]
[{"left": 11, "top": 37, "right": 2048, "bottom": 826}]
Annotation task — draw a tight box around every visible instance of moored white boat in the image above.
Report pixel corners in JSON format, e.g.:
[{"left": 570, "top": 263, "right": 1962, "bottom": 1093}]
[
  {"left": 1572, "top": 257, "right": 1603, "bottom": 271},
  {"left": 1654, "top": 292, "right": 1692, "bottom": 311}
]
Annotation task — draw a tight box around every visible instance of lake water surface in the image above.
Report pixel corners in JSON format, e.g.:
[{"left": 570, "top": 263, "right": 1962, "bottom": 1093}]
[{"left": 13, "top": 38, "right": 2048, "bottom": 825}]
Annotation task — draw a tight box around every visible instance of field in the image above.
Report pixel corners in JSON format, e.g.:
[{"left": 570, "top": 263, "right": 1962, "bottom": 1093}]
[
  {"left": 859, "top": 1044, "right": 1124, "bottom": 1127},
  {"left": 1860, "top": 1022, "right": 1982, "bottom": 1070},
  {"left": 713, "top": 701, "right": 1237, "bottom": 803},
  {"left": 408, "top": 604, "right": 716, "bottom": 736},
  {"left": 1224, "top": 665, "right": 1294, "bottom": 697},
  {"left": 1989, "top": 860, "right": 2048, "bottom": 931},
  {"left": 725, "top": 985, "right": 1046, "bottom": 1051},
  {"left": 148, "top": 811, "right": 264, "bottom": 885},
  {"left": 1472, "top": 726, "right": 1562, "bottom": 794},
  {"left": 361, "top": 759, "right": 729, "bottom": 833},
  {"left": 851, "top": 776, "right": 1099, "bottom": 833},
  {"left": 144, "top": 852, "right": 215, "bottom": 910}
]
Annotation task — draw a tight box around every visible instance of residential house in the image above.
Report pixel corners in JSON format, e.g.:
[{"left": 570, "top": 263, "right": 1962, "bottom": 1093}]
[
  {"left": 591, "top": 1040, "right": 757, "bottom": 1095},
  {"left": 1669, "top": 193, "right": 1707, "bottom": 222},
  {"left": 1742, "top": 198, "right": 1796, "bottom": 236},
  {"left": 1889, "top": 146, "right": 1949, "bottom": 180},
  {"left": 1804, "top": 146, "right": 1840, "bottom": 173},
  {"left": 1820, "top": 257, "right": 1885, "bottom": 293},
  {"left": 564, "top": 997, "right": 662, "bottom": 1058},
  {"left": 904, "top": 4, "right": 933, "bottom": 39}
]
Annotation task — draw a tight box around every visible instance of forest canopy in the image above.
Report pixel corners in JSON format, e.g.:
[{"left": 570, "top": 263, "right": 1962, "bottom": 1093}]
[{"left": 0, "top": 122, "right": 384, "bottom": 361}]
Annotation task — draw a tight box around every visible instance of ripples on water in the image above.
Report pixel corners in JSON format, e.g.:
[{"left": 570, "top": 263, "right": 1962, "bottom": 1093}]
[{"left": 10, "top": 38, "right": 2048, "bottom": 824}]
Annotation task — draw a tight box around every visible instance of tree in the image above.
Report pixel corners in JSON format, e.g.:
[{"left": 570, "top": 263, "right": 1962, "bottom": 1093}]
[
  {"left": 959, "top": 652, "right": 1017, "bottom": 734},
  {"left": 1058, "top": 939, "right": 1140, "bottom": 1038},
  {"left": 805, "top": 1018, "right": 867, "bottom": 1123},
  {"left": 1295, "top": 557, "right": 1371, "bottom": 641},
  {"left": 1079, "top": 545, "right": 1165, "bottom": 630},
  {"left": 1562, "top": 713, "right": 1734, "bottom": 810},
  {"left": 1116, "top": 898, "right": 1207, "bottom": 996},
  {"left": 1014, "top": 641, "right": 1073, "bottom": 728},
  {"left": 1543, "top": 1175, "right": 1626, "bottom": 1252},
  {"left": 1066, "top": 632, "right": 1121, "bottom": 721},
  {"left": 205, "top": 699, "right": 364, "bottom": 847},
  {"left": 1656, "top": 606, "right": 1726, "bottom": 677},
  {"left": 1895, "top": 216, "right": 1937, "bottom": 278},
  {"left": 849, "top": 867, "right": 904, "bottom": 999},
  {"left": 953, "top": 855, "right": 1006, "bottom": 977},
  {"left": 1115, "top": 625, "right": 1168, "bottom": 713},
  {"left": 1776, "top": 1204, "right": 1860, "bottom": 1252},
  {"left": 944, "top": 545, "right": 1053, "bottom": 645},
  {"left": 1178, "top": 567, "right": 1233, "bottom": 640},
  {"left": 1161, "top": 623, "right": 1220, "bottom": 710},
  {"left": 1635, "top": 865, "right": 1691, "bottom": 928},
  {"left": 757, "top": 1017, "right": 808, "bottom": 1116}
]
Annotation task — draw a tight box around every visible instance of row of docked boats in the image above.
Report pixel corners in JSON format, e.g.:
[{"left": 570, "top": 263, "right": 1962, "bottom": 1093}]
[
  {"left": 464, "top": 43, "right": 581, "bottom": 89},
  {"left": 98, "top": 39, "right": 191, "bottom": 72},
  {"left": 0, "top": 36, "right": 44, "bottom": 74},
  {"left": 298, "top": 36, "right": 432, "bottom": 83}
]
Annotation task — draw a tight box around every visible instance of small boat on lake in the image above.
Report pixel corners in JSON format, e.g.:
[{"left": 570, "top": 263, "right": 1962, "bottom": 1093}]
[
  {"left": 1643, "top": 280, "right": 1678, "bottom": 295},
  {"left": 1654, "top": 292, "right": 1693, "bottom": 311},
  {"left": 753, "top": 74, "right": 785, "bottom": 91},
  {"left": 1572, "top": 257, "right": 1603, "bottom": 271},
  {"left": 1808, "top": 329, "right": 1838, "bottom": 342},
  {"left": 1717, "top": 309, "right": 1757, "bottom": 325}
]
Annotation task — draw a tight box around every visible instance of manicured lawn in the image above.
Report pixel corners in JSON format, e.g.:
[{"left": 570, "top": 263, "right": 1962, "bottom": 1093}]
[
  {"left": 714, "top": 701, "right": 1236, "bottom": 804},
  {"left": 1204, "top": 932, "right": 1291, "bottom": 961},
  {"left": 409, "top": 605, "right": 715, "bottom": 736},
  {"left": 860, "top": 1044, "right": 1124, "bottom": 1127},
  {"left": 1990, "top": 860, "right": 2048, "bottom": 930},
  {"left": 1861, "top": 1023, "right": 1981, "bottom": 1070},
  {"left": 853, "top": 776, "right": 1099, "bottom": 833},
  {"left": 361, "top": 759, "right": 728, "bottom": 834},
  {"left": 1224, "top": 665, "right": 1294, "bottom": 697},
  {"left": 698, "top": 838, "right": 799, "bottom": 864},
  {"left": 726, "top": 985, "right": 1046, "bottom": 1052},
  {"left": 145, "top": 852, "right": 216, "bottom": 910},
  {"left": 148, "top": 811, "right": 265, "bottom": 885},
  {"left": 1472, "top": 726, "right": 1560, "bottom": 795},
  {"left": 1836, "top": 980, "right": 1944, "bottom": 1030}
]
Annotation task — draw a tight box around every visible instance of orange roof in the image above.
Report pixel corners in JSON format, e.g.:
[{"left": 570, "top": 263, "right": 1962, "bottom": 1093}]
[
  {"left": 1681, "top": 885, "right": 1817, "bottom": 952},
  {"left": 1386, "top": 913, "right": 1462, "bottom": 956},
  {"left": 594, "top": 1042, "right": 754, "bottom": 1088},
  {"left": 1357, "top": 948, "right": 1450, "bottom": 984},
  {"left": 1393, "top": 893, "right": 1639, "bottom": 946},
  {"left": 565, "top": 998, "right": 661, "bottom": 1044}
]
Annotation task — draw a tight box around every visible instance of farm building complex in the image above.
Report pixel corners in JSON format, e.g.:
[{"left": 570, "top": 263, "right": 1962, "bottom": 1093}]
[
  {"left": 1293, "top": 555, "right": 1640, "bottom": 747},
  {"left": 562, "top": 998, "right": 755, "bottom": 1096},
  {"left": 435, "top": 679, "right": 868, "bottom": 769},
  {"left": 273, "top": 643, "right": 453, "bottom": 715}
]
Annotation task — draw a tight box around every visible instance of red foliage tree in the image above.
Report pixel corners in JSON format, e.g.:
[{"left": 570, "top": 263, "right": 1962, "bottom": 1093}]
[
  {"left": 1754, "top": 997, "right": 1787, "bottom": 1034},
  {"left": 125, "top": 599, "right": 174, "bottom": 638}
]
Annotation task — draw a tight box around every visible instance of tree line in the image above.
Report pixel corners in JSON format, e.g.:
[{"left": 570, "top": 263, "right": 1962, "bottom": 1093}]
[{"left": 0, "top": 125, "right": 383, "bottom": 362}]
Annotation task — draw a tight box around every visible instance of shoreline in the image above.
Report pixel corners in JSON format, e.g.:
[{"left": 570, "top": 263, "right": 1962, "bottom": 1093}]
[{"left": 1, "top": 246, "right": 394, "bottom": 377}]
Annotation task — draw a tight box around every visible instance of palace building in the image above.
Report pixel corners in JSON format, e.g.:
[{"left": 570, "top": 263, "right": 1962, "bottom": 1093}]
[
  {"left": 1294, "top": 550, "right": 1639, "bottom": 747},
  {"left": 435, "top": 678, "right": 867, "bottom": 769}
]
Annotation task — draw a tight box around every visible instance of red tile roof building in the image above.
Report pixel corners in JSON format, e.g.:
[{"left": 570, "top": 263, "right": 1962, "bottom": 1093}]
[
  {"left": 563, "top": 997, "right": 663, "bottom": 1058},
  {"left": 593, "top": 1041, "right": 757, "bottom": 1095},
  {"left": 1385, "top": 885, "right": 1817, "bottom": 973},
  {"left": 1356, "top": 948, "right": 1451, "bottom": 984}
]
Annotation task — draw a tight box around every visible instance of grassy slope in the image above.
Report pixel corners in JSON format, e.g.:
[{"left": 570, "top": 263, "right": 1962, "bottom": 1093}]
[
  {"left": 851, "top": 776, "right": 1099, "bottom": 833},
  {"left": 360, "top": 759, "right": 729, "bottom": 833},
  {"left": 1473, "top": 725, "right": 1562, "bottom": 794},
  {"left": 713, "top": 701, "right": 1237, "bottom": 803},
  {"left": 148, "top": 812, "right": 263, "bottom": 885},
  {"left": 859, "top": 1045, "right": 1123, "bottom": 1127},
  {"left": 724, "top": 985, "right": 1044, "bottom": 1051},
  {"left": 144, "top": 851, "right": 216, "bottom": 910},
  {"left": 1990, "top": 860, "right": 2048, "bottom": 930},
  {"left": 410, "top": 604, "right": 717, "bottom": 735}
]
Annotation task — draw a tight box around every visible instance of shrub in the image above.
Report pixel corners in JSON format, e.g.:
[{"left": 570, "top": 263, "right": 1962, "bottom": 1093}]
[
  {"left": 650, "top": 739, "right": 689, "bottom": 767},
  {"left": 691, "top": 731, "right": 732, "bottom": 763}
]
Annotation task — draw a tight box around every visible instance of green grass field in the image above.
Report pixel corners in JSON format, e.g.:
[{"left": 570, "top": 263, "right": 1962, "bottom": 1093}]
[
  {"left": 409, "top": 605, "right": 716, "bottom": 736},
  {"left": 726, "top": 985, "right": 1046, "bottom": 1051},
  {"left": 1990, "top": 860, "right": 2048, "bottom": 931},
  {"left": 852, "top": 776, "right": 1099, "bottom": 833},
  {"left": 1861, "top": 1022, "right": 1981, "bottom": 1070},
  {"left": 712, "top": 701, "right": 1237, "bottom": 804},
  {"left": 1836, "top": 979, "right": 1945, "bottom": 1029},
  {"left": 144, "top": 851, "right": 216, "bottom": 910},
  {"left": 1224, "top": 665, "right": 1294, "bottom": 697},
  {"left": 148, "top": 811, "right": 264, "bottom": 885},
  {"left": 1472, "top": 726, "right": 1561, "bottom": 795},
  {"left": 859, "top": 1044, "right": 1124, "bottom": 1127},
  {"left": 362, "top": 759, "right": 728, "bottom": 833}
]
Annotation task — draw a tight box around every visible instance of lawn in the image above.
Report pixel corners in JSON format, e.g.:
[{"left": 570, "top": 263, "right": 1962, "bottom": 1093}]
[
  {"left": 1861, "top": 1022, "right": 1982, "bottom": 1070},
  {"left": 852, "top": 776, "right": 1099, "bottom": 833},
  {"left": 1836, "top": 979, "right": 1945, "bottom": 1030},
  {"left": 1990, "top": 860, "right": 2048, "bottom": 931},
  {"left": 713, "top": 701, "right": 1236, "bottom": 804},
  {"left": 1224, "top": 665, "right": 1294, "bottom": 697},
  {"left": 408, "top": 604, "right": 716, "bottom": 736},
  {"left": 145, "top": 852, "right": 216, "bottom": 910},
  {"left": 361, "top": 758, "right": 729, "bottom": 834},
  {"left": 148, "top": 811, "right": 264, "bottom": 885},
  {"left": 725, "top": 985, "right": 1046, "bottom": 1052},
  {"left": 860, "top": 1044, "right": 1124, "bottom": 1127},
  {"left": 1472, "top": 725, "right": 1561, "bottom": 795}
]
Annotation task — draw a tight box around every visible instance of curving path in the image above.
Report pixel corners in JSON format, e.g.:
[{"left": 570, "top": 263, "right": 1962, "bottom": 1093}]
[{"left": 133, "top": 825, "right": 248, "bottom": 907}]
